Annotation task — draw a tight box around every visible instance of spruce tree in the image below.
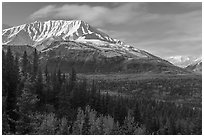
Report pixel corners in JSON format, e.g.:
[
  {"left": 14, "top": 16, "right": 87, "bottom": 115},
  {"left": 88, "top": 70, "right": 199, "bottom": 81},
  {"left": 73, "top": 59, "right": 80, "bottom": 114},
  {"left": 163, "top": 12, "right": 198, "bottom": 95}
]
[
  {"left": 14, "top": 55, "right": 20, "bottom": 82},
  {"left": 70, "top": 67, "right": 76, "bottom": 82},
  {"left": 105, "top": 92, "right": 110, "bottom": 115},
  {"left": 57, "top": 68, "right": 62, "bottom": 86},
  {"left": 51, "top": 69, "right": 60, "bottom": 110},
  {"left": 82, "top": 108, "right": 91, "bottom": 135},
  {"left": 95, "top": 89, "right": 101, "bottom": 113},
  {"left": 32, "top": 49, "right": 38, "bottom": 81},
  {"left": 57, "top": 83, "right": 73, "bottom": 120},
  {"left": 68, "top": 67, "right": 76, "bottom": 92},
  {"left": 2, "top": 50, "right": 6, "bottom": 73},
  {"left": 2, "top": 50, "right": 7, "bottom": 96},
  {"left": 89, "top": 80, "right": 97, "bottom": 108},
  {"left": 17, "top": 77, "right": 39, "bottom": 134},
  {"left": 22, "top": 51, "right": 28, "bottom": 77},
  {"left": 44, "top": 64, "right": 50, "bottom": 84},
  {"left": 35, "top": 67, "right": 44, "bottom": 109},
  {"left": 121, "top": 110, "right": 137, "bottom": 135},
  {"left": 14, "top": 55, "right": 20, "bottom": 96},
  {"left": 133, "top": 103, "right": 142, "bottom": 125},
  {"left": 52, "top": 69, "right": 57, "bottom": 86},
  {"left": 5, "top": 47, "right": 18, "bottom": 134}
]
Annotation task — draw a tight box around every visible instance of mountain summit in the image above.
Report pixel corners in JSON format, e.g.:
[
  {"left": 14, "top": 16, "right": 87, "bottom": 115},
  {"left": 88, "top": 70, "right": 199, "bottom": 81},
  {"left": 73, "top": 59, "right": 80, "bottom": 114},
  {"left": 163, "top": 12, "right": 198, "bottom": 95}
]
[
  {"left": 2, "top": 20, "right": 159, "bottom": 58},
  {"left": 2, "top": 20, "right": 188, "bottom": 73},
  {"left": 3, "top": 20, "right": 122, "bottom": 47}
]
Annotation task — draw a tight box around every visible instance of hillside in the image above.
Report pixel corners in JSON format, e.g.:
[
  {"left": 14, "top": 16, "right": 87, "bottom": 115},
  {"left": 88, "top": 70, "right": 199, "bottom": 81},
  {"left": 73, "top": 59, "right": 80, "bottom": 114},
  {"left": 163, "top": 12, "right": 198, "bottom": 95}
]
[{"left": 2, "top": 20, "right": 189, "bottom": 74}]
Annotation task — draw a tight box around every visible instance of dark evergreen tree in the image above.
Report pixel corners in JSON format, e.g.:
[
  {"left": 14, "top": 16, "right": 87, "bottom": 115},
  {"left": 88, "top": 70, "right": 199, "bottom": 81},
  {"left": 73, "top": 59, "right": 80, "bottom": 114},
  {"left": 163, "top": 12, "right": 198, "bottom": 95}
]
[
  {"left": 2, "top": 50, "right": 6, "bottom": 75},
  {"left": 51, "top": 69, "right": 60, "bottom": 110},
  {"left": 32, "top": 49, "right": 38, "bottom": 81},
  {"left": 105, "top": 92, "right": 110, "bottom": 115},
  {"left": 14, "top": 55, "right": 21, "bottom": 96},
  {"left": 2, "top": 50, "right": 7, "bottom": 96},
  {"left": 14, "top": 55, "right": 20, "bottom": 82},
  {"left": 166, "top": 116, "right": 176, "bottom": 135},
  {"left": 17, "top": 77, "right": 39, "bottom": 134},
  {"left": 68, "top": 67, "right": 76, "bottom": 91},
  {"left": 70, "top": 67, "right": 76, "bottom": 82},
  {"left": 44, "top": 64, "right": 50, "bottom": 84},
  {"left": 52, "top": 69, "right": 57, "bottom": 86},
  {"left": 35, "top": 67, "right": 44, "bottom": 109},
  {"left": 57, "top": 68, "right": 62, "bottom": 85},
  {"left": 22, "top": 51, "right": 28, "bottom": 77},
  {"left": 89, "top": 80, "right": 97, "bottom": 108},
  {"left": 133, "top": 103, "right": 142, "bottom": 125},
  {"left": 57, "top": 83, "right": 73, "bottom": 120},
  {"left": 94, "top": 89, "right": 101, "bottom": 113},
  {"left": 5, "top": 47, "right": 19, "bottom": 134},
  {"left": 100, "top": 93, "right": 106, "bottom": 114},
  {"left": 82, "top": 109, "right": 91, "bottom": 135}
]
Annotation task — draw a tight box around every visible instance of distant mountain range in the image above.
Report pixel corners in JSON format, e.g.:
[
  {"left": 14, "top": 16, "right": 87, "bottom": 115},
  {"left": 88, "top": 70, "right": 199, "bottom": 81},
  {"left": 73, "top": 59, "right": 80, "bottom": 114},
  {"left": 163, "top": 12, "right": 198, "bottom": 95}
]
[
  {"left": 166, "top": 56, "right": 201, "bottom": 68},
  {"left": 186, "top": 58, "right": 202, "bottom": 73},
  {"left": 2, "top": 20, "right": 190, "bottom": 74}
]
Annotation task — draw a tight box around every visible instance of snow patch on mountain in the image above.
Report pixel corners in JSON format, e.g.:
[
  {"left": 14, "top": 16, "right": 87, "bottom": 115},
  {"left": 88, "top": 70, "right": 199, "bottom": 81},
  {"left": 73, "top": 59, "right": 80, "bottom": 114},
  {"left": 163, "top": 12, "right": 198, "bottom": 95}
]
[
  {"left": 186, "top": 57, "right": 202, "bottom": 73},
  {"left": 166, "top": 56, "right": 199, "bottom": 68},
  {"left": 2, "top": 20, "right": 167, "bottom": 60},
  {"left": 3, "top": 20, "right": 120, "bottom": 46}
]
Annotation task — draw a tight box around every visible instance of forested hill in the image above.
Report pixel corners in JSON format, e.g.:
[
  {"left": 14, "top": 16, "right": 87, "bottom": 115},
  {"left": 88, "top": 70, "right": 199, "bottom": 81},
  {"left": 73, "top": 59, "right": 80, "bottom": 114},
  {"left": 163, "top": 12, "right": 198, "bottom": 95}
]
[{"left": 2, "top": 47, "right": 202, "bottom": 135}]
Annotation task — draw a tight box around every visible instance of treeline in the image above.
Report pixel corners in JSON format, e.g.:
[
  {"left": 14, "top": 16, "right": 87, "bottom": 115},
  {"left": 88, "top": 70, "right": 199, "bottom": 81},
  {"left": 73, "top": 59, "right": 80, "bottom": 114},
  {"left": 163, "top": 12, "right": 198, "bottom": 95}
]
[{"left": 2, "top": 47, "right": 202, "bottom": 135}]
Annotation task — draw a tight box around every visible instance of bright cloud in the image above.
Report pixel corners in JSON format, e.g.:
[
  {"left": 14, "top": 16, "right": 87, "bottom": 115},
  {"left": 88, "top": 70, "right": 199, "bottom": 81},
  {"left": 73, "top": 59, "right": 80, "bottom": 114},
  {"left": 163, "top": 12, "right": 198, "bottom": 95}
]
[
  {"left": 30, "top": 5, "right": 56, "bottom": 19},
  {"left": 29, "top": 3, "right": 146, "bottom": 26}
]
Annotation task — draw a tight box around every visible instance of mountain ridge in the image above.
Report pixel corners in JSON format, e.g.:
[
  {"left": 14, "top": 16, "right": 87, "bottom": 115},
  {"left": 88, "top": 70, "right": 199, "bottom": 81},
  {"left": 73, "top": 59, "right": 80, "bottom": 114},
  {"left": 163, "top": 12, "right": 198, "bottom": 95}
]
[
  {"left": 3, "top": 20, "right": 123, "bottom": 47},
  {"left": 2, "top": 19, "right": 162, "bottom": 60},
  {"left": 2, "top": 19, "right": 189, "bottom": 74},
  {"left": 186, "top": 58, "right": 202, "bottom": 73},
  {"left": 166, "top": 56, "right": 200, "bottom": 68}
]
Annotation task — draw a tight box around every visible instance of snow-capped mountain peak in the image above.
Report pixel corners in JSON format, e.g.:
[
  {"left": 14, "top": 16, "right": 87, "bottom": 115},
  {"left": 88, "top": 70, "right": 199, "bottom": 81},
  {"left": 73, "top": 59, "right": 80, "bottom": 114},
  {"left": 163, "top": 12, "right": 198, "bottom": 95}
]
[
  {"left": 186, "top": 57, "right": 202, "bottom": 73},
  {"left": 2, "top": 20, "right": 121, "bottom": 47},
  {"left": 3, "top": 19, "right": 154, "bottom": 59},
  {"left": 2, "top": 19, "right": 189, "bottom": 74},
  {"left": 165, "top": 56, "right": 199, "bottom": 68}
]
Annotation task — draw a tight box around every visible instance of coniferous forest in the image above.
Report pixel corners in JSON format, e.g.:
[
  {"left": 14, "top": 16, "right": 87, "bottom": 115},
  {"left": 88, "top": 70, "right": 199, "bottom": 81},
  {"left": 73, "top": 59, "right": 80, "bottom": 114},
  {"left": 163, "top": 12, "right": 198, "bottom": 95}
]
[{"left": 2, "top": 47, "right": 202, "bottom": 135}]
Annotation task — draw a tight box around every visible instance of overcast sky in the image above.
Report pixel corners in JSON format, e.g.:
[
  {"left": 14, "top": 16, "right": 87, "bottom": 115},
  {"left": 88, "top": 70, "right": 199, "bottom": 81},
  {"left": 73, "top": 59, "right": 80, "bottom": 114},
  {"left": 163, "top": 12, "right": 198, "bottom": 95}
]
[{"left": 2, "top": 2, "right": 202, "bottom": 58}]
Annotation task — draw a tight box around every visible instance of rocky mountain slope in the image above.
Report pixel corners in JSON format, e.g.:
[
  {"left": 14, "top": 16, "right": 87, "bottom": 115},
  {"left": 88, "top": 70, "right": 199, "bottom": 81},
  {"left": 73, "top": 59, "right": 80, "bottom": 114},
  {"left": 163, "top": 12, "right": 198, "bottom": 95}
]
[
  {"left": 2, "top": 20, "right": 189, "bottom": 73},
  {"left": 166, "top": 56, "right": 198, "bottom": 68},
  {"left": 3, "top": 20, "right": 122, "bottom": 48},
  {"left": 186, "top": 58, "right": 202, "bottom": 73}
]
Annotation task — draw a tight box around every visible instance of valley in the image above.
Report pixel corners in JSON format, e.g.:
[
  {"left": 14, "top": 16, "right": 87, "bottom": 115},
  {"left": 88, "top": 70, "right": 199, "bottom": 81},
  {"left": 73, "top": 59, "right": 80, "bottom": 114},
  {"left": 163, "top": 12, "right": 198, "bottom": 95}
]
[
  {"left": 2, "top": 19, "right": 201, "bottom": 110},
  {"left": 2, "top": 18, "right": 202, "bottom": 135},
  {"left": 79, "top": 73, "right": 202, "bottom": 108}
]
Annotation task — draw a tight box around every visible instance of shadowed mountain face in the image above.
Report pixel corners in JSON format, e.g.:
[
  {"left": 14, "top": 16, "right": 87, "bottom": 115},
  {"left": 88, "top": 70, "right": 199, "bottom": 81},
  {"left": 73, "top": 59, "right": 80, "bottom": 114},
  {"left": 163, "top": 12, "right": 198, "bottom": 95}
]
[{"left": 2, "top": 20, "right": 189, "bottom": 74}]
